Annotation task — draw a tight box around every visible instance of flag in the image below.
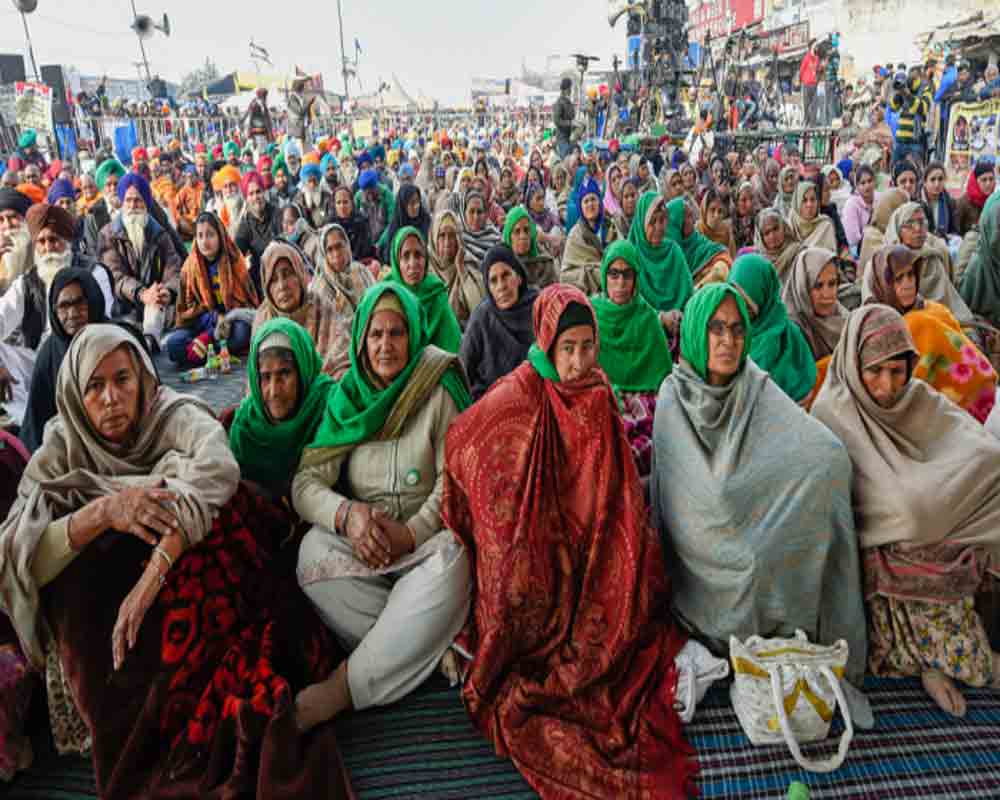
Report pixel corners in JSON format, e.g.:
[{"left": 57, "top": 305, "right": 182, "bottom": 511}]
[{"left": 355, "top": 38, "right": 362, "bottom": 54}]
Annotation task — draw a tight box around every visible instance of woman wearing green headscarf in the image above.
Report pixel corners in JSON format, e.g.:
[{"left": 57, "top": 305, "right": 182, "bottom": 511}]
[
  {"left": 503, "top": 205, "right": 558, "bottom": 288},
  {"left": 650, "top": 283, "right": 869, "bottom": 693},
  {"left": 665, "top": 197, "right": 732, "bottom": 288},
  {"left": 384, "top": 225, "right": 463, "bottom": 352},
  {"left": 626, "top": 192, "right": 693, "bottom": 331},
  {"left": 727, "top": 253, "right": 818, "bottom": 403},
  {"left": 229, "top": 318, "right": 334, "bottom": 497},
  {"left": 592, "top": 241, "right": 673, "bottom": 476},
  {"left": 961, "top": 193, "right": 1000, "bottom": 329},
  {"left": 292, "top": 282, "right": 471, "bottom": 732}
]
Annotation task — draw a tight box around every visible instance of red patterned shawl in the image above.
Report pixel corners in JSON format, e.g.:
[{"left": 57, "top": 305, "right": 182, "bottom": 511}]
[{"left": 442, "top": 284, "right": 696, "bottom": 799}]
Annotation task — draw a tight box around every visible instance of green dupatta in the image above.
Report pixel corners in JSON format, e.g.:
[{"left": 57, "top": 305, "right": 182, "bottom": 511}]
[
  {"left": 666, "top": 196, "right": 725, "bottom": 276},
  {"left": 626, "top": 192, "right": 693, "bottom": 312}
]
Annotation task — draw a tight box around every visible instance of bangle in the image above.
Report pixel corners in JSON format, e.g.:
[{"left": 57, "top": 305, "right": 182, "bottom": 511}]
[
  {"left": 66, "top": 514, "right": 80, "bottom": 553},
  {"left": 152, "top": 547, "right": 173, "bottom": 572},
  {"left": 338, "top": 501, "right": 353, "bottom": 535}
]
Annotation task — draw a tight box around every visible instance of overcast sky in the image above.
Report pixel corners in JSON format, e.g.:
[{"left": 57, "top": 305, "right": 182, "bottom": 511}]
[{"left": 0, "top": 1, "right": 628, "bottom": 103}]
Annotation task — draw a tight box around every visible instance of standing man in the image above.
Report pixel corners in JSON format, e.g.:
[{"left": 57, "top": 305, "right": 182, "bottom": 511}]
[
  {"left": 286, "top": 78, "right": 315, "bottom": 154},
  {"left": 553, "top": 78, "right": 576, "bottom": 159},
  {"left": 799, "top": 40, "right": 820, "bottom": 127},
  {"left": 243, "top": 88, "right": 274, "bottom": 157}
]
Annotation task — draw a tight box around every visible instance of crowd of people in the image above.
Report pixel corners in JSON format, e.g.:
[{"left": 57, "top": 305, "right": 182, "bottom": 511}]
[{"left": 0, "top": 60, "right": 999, "bottom": 796}]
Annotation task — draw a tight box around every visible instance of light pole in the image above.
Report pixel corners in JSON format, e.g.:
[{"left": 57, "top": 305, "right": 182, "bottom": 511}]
[
  {"left": 130, "top": 0, "right": 152, "bottom": 82},
  {"left": 336, "top": 0, "right": 350, "bottom": 106},
  {"left": 11, "top": 0, "right": 40, "bottom": 81}
]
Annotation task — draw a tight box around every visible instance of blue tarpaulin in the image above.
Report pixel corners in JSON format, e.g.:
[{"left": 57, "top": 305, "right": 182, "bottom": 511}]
[
  {"left": 54, "top": 124, "right": 77, "bottom": 162},
  {"left": 113, "top": 121, "right": 139, "bottom": 166}
]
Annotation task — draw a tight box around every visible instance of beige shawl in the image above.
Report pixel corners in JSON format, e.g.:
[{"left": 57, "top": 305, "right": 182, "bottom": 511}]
[
  {"left": 754, "top": 208, "right": 802, "bottom": 282},
  {"left": 781, "top": 246, "right": 846, "bottom": 360},
  {"left": 0, "top": 324, "right": 239, "bottom": 667},
  {"left": 560, "top": 219, "right": 604, "bottom": 295},
  {"left": 812, "top": 305, "right": 1000, "bottom": 556},
  {"left": 858, "top": 189, "right": 909, "bottom": 272},
  {"left": 883, "top": 202, "right": 972, "bottom": 324},
  {"left": 254, "top": 240, "right": 344, "bottom": 377},
  {"left": 787, "top": 181, "right": 838, "bottom": 252},
  {"left": 426, "top": 209, "right": 486, "bottom": 328}
]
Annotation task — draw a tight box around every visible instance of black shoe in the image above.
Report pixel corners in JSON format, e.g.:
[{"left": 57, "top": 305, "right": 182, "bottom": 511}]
[{"left": 144, "top": 334, "right": 160, "bottom": 355}]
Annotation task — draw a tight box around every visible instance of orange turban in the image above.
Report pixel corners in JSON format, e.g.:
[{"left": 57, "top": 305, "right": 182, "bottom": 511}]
[{"left": 211, "top": 165, "right": 241, "bottom": 192}]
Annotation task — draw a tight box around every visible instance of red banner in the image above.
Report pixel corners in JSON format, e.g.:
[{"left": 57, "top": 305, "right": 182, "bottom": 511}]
[{"left": 688, "top": 0, "right": 762, "bottom": 42}]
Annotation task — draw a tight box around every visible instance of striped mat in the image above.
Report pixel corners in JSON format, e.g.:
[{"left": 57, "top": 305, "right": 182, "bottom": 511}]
[{"left": 3, "top": 676, "right": 1000, "bottom": 798}]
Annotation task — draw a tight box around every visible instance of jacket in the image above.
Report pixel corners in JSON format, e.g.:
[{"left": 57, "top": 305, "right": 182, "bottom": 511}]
[{"left": 98, "top": 214, "right": 181, "bottom": 316}]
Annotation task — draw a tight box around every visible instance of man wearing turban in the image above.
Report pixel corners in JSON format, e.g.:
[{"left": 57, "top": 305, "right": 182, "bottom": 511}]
[
  {"left": 97, "top": 173, "right": 181, "bottom": 353},
  {"left": 292, "top": 163, "right": 334, "bottom": 229},
  {"left": 0, "top": 188, "right": 33, "bottom": 292},
  {"left": 211, "top": 164, "right": 244, "bottom": 239}
]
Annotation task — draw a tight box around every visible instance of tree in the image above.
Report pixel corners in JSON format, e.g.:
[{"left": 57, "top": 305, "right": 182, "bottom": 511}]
[{"left": 179, "top": 58, "right": 221, "bottom": 98}]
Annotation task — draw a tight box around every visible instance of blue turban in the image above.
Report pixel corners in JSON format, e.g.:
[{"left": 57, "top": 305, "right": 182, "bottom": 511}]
[
  {"left": 369, "top": 144, "right": 386, "bottom": 162},
  {"left": 284, "top": 139, "right": 302, "bottom": 160},
  {"left": 356, "top": 151, "right": 373, "bottom": 169},
  {"left": 117, "top": 172, "right": 153, "bottom": 210},
  {"left": 300, "top": 163, "right": 322, "bottom": 183},
  {"left": 46, "top": 178, "right": 77, "bottom": 204},
  {"left": 321, "top": 153, "right": 339, "bottom": 173},
  {"left": 399, "top": 163, "right": 415, "bottom": 179},
  {"left": 837, "top": 158, "right": 854, "bottom": 182},
  {"left": 358, "top": 169, "right": 378, "bottom": 190}
]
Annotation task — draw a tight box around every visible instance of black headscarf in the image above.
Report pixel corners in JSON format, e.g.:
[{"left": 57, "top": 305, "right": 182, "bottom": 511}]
[
  {"left": 460, "top": 244, "right": 538, "bottom": 401},
  {"left": 328, "top": 185, "right": 375, "bottom": 261},
  {"left": 19, "top": 268, "right": 107, "bottom": 452},
  {"left": 379, "top": 184, "right": 430, "bottom": 263},
  {"left": 0, "top": 188, "right": 32, "bottom": 217}
]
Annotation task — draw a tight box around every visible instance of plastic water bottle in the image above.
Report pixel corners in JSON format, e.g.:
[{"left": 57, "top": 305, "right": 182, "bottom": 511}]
[
  {"left": 218, "top": 339, "right": 232, "bottom": 374},
  {"left": 205, "top": 344, "right": 219, "bottom": 379}
]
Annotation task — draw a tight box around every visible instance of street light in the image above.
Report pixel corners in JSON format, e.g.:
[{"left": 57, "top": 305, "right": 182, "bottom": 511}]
[{"left": 11, "top": 0, "right": 40, "bottom": 81}]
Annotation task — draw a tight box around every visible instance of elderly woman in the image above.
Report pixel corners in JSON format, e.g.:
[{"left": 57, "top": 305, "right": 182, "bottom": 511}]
[
  {"left": 732, "top": 180, "right": 758, "bottom": 251},
  {"left": 0, "top": 324, "right": 345, "bottom": 794},
  {"left": 442, "top": 283, "right": 696, "bottom": 799},
  {"left": 593, "top": 241, "right": 672, "bottom": 476},
  {"left": 551, "top": 164, "right": 571, "bottom": 225},
  {"left": 883, "top": 202, "right": 972, "bottom": 325},
  {"left": 606, "top": 176, "right": 640, "bottom": 244},
  {"left": 502, "top": 205, "right": 558, "bottom": 289},
  {"left": 254, "top": 240, "right": 342, "bottom": 376},
  {"left": 772, "top": 164, "right": 799, "bottom": 217},
  {"left": 862, "top": 245, "right": 996, "bottom": 421},
  {"left": 384, "top": 226, "right": 462, "bottom": 353},
  {"left": 753, "top": 158, "right": 781, "bottom": 210},
  {"left": 166, "top": 212, "right": 259, "bottom": 367},
  {"left": 661, "top": 168, "right": 684, "bottom": 201},
  {"left": 229, "top": 318, "right": 335, "bottom": 497},
  {"left": 19, "top": 268, "right": 107, "bottom": 453},
  {"left": 859, "top": 187, "right": 909, "bottom": 271},
  {"left": 560, "top": 176, "right": 606, "bottom": 294},
  {"left": 292, "top": 283, "right": 472, "bottom": 731},
  {"left": 812, "top": 305, "right": 1000, "bottom": 717},
  {"left": 651, "top": 284, "right": 869, "bottom": 696},
  {"left": 787, "top": 180, "right": 838, "bottom": 251},
  {"left": 304, "top": 223, "right": 376, "bottom": 379},
  {"left": 753, "top": 208, "right": 803, "bottom": 283},
  {"left": 728, "top": 253, "right": 817, "bottom": 403},
  {"left": 460, "top": 244, "right": 538, "bottom": 402},
  {"left": 426, "top": 209, "right": 486, "bottom": 329},
  {"left": 666, "top": 196, "right": 731, "bottom": 287}
]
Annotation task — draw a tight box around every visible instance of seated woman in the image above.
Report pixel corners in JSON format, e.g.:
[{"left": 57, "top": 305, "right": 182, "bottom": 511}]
[
  {"left": 502, "top": 205, "right": 558, "bottom": 289},
  {"left": 20, "top": 268, "right": 107, "bottom": 453},
  {"left": 592, "top": 241, "right": 673, "bottom": 476},
  {"left": 523, "top": 182, "right": 564, "bottom": 260},
  {"left": 330, "top": 185, "right": 376, "bottom": 266},
  {"left": 787, "top": 181, "right": 838, "bottom": 252},
  {"left": 772, "top": 164, "right": 799, "bottom": 217},
  {"left": 606, "top": 176, "right": 639, "bottom": 244},
  {"left": 754, "top": 208, "right": 802, "bottom": 282},
  {"left": 378, "top": 184, "right": 431, "bottom": 265},
  {"left": 459, "top": 189, "right": 501, "bottom": 267},
  {"left": 307, "top": 223, "right": 375, "bottom": 379},
  {"left": 696, "top": 187, "right": 736, "bottom": 257},
  {"left": 442, "top": 284, "right": 696, "bottom": 799},
  {"left": 883, "top": 202, "right": 973, "bottom": 325},
  {"left": 293, "top": 283, "right": 472, "bottom": 731},
  {"left": 961, "top": 195, "right": 1000, "bottom": 328},
  {"left": 863, "top": 245, "right": 996, "bottom": 421},
  {"left": 560, "top": 176, "right": 606, "bottom": 294},
  {"left": 460, "top": 244, "right": 538, "bottom": 402},
  {"left": 956, "top": 160, "right": 995, "bottom": 236},
  {"left": 385, "top": 226, "right": 462, "bottom": 353},
  {"left": 728, "top": 253, "right": 818, "bottom": 403},
  {"left": 859, "top": 187, "right": 909, "bottom": 271},
  {"left": 666, "top": 196, "right": 732, "bottom": 288},
  {"left": 229, "top": 318, "right": 335, "bottom": 499},
  {"left": 732, "top": 180, "right": 758, "bottom": 251},
  {"left": 166, "top": 212, "right": 259, "bottom": 367},
  {"left": 0, "top": 324, "right": 346, "bottom": 795},
  {"left": 254, "top": 240, "right": 342, "bottom": 377},
  {"left": 812, "top": 305, "right": 1000, "bottom": 716},
  {"left": 651, "top": 284, "right": 868, "bottom": 690},
  {"left": 279, "top": 203, "right": 322, "bottom": 270},
  {"left": 426, "top": 209, "right": 486, "bottom": 329}
]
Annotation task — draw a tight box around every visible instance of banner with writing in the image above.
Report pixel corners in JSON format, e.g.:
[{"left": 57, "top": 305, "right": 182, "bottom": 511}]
[
  {"left": 944, "top": 99, "right": 1000, "bottom": 192},
  {"left": 15, "top": 81, "right": 53, "bottom": 134}
]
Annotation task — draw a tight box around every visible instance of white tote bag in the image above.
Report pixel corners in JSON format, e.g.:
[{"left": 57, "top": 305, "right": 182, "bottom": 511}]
[{"left": 729, "top": 630, "right": 853, "bottom": 773}]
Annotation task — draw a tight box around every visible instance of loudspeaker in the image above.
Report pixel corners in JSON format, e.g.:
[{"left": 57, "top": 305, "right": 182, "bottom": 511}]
[
  {"left": 40, "top": 64, "right": 70, "bottom": 124},
  {"left": 0, "top": 54, "right": 26, "bottom": 84}
]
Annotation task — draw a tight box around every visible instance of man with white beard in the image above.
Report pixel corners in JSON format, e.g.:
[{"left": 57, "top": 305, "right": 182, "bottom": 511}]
[
  {"left": 0, "top": 188, "right": 33, "bottom": 294},
  {"left": 98, "top": 173, "right": 180, "bottom": 354},
  {"left": 0, "top": 204, "right": 89, "bottom": 426},
  {"left": 84, "top": 159, "right": 125, "bottom": 257},
  {"left": 292, "top": 163, "right": 334, "bottom": 229},
  {"left": 211, "top": 165, "right": 244, "bottom": 240}
]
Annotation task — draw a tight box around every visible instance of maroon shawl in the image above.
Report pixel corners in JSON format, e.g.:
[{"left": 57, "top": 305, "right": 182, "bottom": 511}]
[{"left": 442, "top": 284, "right": 695, "bottom": 799}]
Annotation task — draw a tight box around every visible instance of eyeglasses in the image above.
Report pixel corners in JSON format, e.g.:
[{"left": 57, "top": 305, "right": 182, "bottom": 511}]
[
  {"left": 707, "top": 320, "right": 747, "bottom": 339},
  {"left": 606, "top": 268, "right": 635, "bottom": 281},
  {"left": 901, "top": 218, "right": 927, "bottom": 230}
]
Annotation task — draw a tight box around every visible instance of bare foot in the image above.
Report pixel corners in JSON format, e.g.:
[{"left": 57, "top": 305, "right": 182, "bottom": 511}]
[
  {"left": 922, "top": 670, "right": 967, "bottom": 717},
  {"left": 439, "top": 649, "right": 461, "bottom": 687},
  {"left": 295, "top": 661, "right": 352, "bottom": 733}
]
